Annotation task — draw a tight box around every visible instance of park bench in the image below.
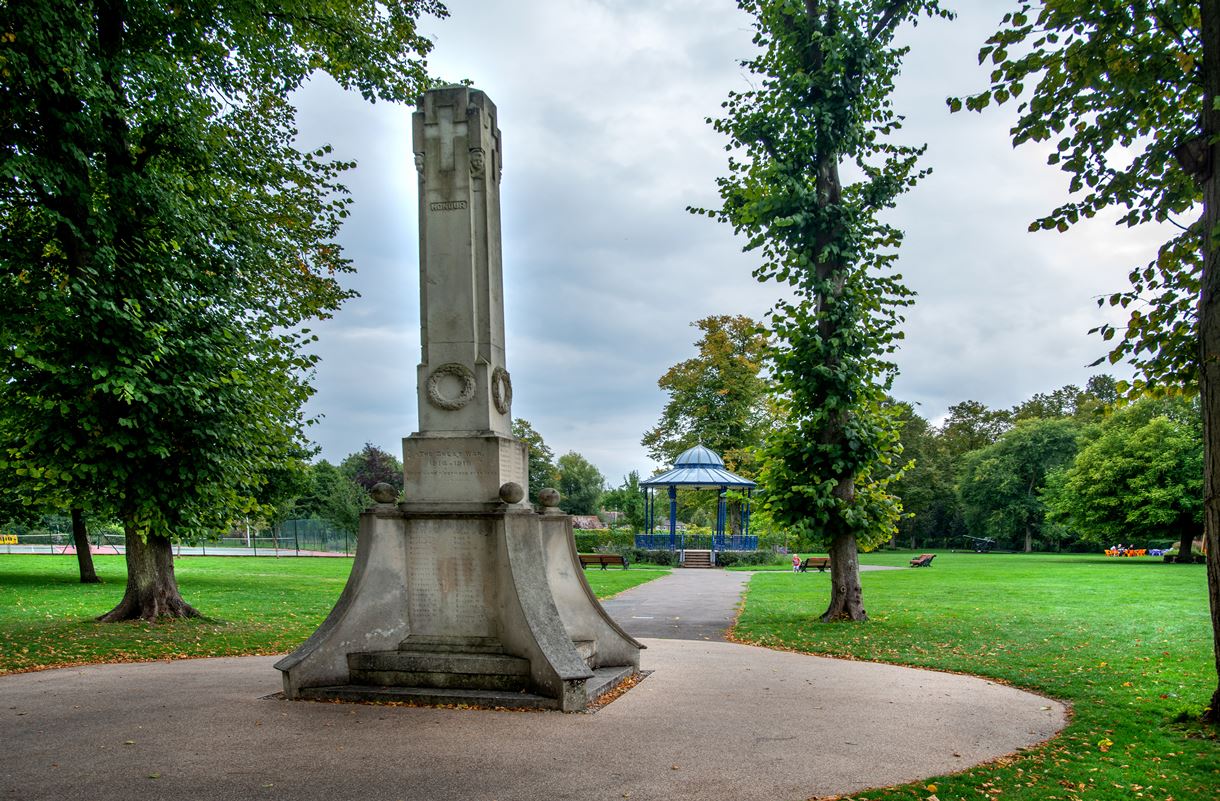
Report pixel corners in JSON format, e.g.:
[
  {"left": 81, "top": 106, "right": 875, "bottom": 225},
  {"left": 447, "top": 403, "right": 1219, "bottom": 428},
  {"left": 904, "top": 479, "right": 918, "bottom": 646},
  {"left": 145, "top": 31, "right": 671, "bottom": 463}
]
[
  {"left": 578, "top": 553, "right": 628, "bottom": 570},
  {"left": 798, "top": 557, "right": 831, "bottom": 572},
  {"left": 909, "top": 553, "right": 935, "bottom": 568}
]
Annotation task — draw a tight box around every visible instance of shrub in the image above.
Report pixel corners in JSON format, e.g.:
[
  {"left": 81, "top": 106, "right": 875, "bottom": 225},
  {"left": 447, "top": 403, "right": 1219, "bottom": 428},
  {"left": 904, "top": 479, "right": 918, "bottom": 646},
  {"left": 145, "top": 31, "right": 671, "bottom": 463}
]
[
  {"left": 573, "top": 529, "right": 634, "bottom": 552},
  {"left": 715, "top": 550, "right": 781, "bottom": 567},
  {"left": 619, "top": 547, "right": 677, "bottom": 566}
]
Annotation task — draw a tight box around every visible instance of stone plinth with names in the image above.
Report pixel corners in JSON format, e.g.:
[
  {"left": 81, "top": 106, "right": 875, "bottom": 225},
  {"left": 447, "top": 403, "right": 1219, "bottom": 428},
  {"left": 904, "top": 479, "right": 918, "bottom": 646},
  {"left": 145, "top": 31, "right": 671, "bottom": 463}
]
[{"left": 275, "top": 87, "right": 642, "bottom": 712}]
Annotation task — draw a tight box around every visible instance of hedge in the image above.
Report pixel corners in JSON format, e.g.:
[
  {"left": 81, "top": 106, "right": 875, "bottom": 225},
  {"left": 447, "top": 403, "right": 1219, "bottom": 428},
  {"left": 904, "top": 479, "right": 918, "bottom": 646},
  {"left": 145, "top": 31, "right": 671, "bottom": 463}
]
[{"left": 714, "top": 550, "right": 783, "bottom": 567}]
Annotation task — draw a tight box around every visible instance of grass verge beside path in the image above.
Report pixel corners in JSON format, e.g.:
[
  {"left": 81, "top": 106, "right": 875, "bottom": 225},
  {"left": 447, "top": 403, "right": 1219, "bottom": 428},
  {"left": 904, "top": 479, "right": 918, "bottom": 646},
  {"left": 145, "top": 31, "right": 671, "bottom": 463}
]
[
  {"left": 0, "top": 554, "right": 668, "bottom": 674},
  {"left": 733, "top": 552, "right": 1219, "bottom": 801}
]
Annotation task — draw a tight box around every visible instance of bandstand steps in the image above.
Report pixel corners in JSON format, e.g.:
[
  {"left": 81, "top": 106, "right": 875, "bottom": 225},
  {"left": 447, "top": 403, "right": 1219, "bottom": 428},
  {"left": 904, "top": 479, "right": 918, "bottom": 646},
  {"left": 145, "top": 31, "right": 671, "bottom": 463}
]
[{"left": 683, "top": 549, "right": 713, "bottom": 569}]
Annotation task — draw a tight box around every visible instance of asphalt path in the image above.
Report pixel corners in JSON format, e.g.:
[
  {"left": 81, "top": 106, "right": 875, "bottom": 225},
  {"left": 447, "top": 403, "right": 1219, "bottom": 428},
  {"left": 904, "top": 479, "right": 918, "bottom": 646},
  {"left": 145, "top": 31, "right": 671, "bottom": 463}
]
[
  {"left": 1, "top": 565, "right": 1066, "bottom": 801},
  {"left": 601, "top": 568, "right": 751, "bottom": 641}
]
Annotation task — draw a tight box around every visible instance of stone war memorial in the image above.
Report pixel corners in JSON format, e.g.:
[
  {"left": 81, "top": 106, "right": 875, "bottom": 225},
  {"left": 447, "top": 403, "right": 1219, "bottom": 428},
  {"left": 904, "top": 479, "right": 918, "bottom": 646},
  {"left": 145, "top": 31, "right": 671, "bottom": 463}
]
[{"left": 275, "top": 86, "right": 642, "bottom": 712}]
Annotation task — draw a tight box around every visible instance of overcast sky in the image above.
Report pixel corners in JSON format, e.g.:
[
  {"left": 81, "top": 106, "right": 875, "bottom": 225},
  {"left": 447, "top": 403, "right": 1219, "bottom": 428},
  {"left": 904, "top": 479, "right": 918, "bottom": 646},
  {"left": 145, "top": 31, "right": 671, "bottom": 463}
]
[{"left": 291, "top": 0, "right": 1168, "bottom": 485}]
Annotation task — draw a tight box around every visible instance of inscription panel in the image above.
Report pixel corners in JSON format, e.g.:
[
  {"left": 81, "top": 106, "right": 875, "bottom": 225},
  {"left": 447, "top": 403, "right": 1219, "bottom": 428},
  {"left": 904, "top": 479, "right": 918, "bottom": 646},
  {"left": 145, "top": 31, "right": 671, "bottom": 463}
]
[
  {"left": 404, "top": 436, "right": 530, "bottom": 503},
  {"left": 405, "top": 520, "right": 494, "bottom": 638},
  {"left": 430, "top": 200, "right": 468, "bottom": 211}
]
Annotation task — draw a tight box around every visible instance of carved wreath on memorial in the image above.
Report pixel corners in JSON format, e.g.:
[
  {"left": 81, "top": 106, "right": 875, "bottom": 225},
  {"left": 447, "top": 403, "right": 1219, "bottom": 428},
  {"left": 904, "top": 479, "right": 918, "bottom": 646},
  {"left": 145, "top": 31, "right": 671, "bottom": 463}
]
[
  {"left": 426, "top": 362, "right": 476, "bottom": 410},
  {"left": 491, "top": 366, "right": 513, "bottom": 414}
]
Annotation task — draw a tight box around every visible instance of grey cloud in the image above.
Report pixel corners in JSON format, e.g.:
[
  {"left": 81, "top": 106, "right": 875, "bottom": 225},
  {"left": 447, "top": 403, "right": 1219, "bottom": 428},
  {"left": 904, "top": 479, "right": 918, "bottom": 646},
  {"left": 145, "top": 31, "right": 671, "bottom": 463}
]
[{"left": 292, "top": 0, "right": 1169, "bottom": 481}]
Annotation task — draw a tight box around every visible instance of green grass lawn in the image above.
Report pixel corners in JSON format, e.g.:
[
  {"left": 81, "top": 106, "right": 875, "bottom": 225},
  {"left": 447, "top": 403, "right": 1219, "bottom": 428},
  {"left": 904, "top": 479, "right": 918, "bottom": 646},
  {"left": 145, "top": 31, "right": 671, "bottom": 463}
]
[
  {"left": 0, "top": 554, "right": 668, "bottom": 674},
  {"left": 733, "top": 551, "right": 1220, "bottom": 801}
]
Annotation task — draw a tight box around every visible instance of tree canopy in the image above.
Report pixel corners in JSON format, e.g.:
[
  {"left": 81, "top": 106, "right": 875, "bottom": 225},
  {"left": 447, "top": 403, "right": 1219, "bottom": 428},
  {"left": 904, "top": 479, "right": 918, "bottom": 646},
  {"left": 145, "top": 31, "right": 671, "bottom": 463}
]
[
  {"left": 512, "top": 418, "right": 557, "bottom": 505},
  {"left": 556, "top": 452, "right": 605, "bottom": 516},
  {"left": 959, "top": 416, "right": 1082, "bottom": 553},
  {"left": 0, "top": 0, "right": 445, "bottom": 619},
  {"left": 699, "top": 0, "right": 951, "bottom": 620},
  {"left": 1047, "top": 396, "right": 1202, "bottom": 552},
  {"left": 642, "top": 315, "right": 771, "bottom": 476}
]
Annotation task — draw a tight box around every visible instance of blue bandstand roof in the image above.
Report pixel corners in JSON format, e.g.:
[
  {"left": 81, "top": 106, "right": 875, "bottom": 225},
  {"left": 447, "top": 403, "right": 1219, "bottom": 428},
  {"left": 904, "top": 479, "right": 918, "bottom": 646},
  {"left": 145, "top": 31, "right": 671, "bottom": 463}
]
[{"left": 640, "top": 444, "right": 756, "bottom": 490}]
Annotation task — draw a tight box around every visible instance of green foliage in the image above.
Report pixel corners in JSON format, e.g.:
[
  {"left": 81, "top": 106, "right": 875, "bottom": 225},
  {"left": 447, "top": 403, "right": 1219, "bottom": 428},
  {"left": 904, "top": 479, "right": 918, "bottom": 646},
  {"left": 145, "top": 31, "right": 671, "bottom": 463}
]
[
  {"left": 938, "top": 399, "right": 1013, "bottom": 457},
  {"left": 698, "top": 0, "right": 951, "bottom": 560},
  {"left": 572, "top": 529, "right": 634, "bottom": 553},
  {"left": 713, "top": 550, "right": 781, "bottom": 567},
  {"left": 959, "top": 417, "right": 1082, "bottom": 551},
  {"left": 292, "top": 460, "right": 366, "bottom": 536},
  {"left": 601, "top": 471, "right": 647, "bottom": 531},
  {"left": 0, "top": 1, "right": 445, "bottom": 544},
  {"left": 887, "top": 401, "right": 961, "bottom": 547},
  {"left": 512, "top": 418, "right": 557, "bottom": 504},
  {"left": 621, "top": 548, "right": 678, "bottom": 567},
  {"left": 556, "top": 452, "right": 605, "bottom": 515},
  {"left": 641, "top": 315, "right": 772, "bottom": 475},
  {"left": 1047, "top": 395, "right": 1203, "bottom": 545},
  {"left": 734, "top": 552, "right": 1218, "bottom": 801},
  {"left": 340, "top": 443, "right": 403, "bottom": 494},
  {"left": 952, "top": 3, "right": 1207, "bottom": 392}
]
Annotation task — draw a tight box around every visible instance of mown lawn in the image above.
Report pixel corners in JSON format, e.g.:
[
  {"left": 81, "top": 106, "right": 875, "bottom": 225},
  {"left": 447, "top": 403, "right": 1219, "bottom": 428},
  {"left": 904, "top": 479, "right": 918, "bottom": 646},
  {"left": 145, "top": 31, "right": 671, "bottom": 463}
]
[
  {"left": 0, "top": 554, "right": 667, "bottom": 674},
  {"left": 733, "top": 551, "right": 1220, "bottom": 801}
]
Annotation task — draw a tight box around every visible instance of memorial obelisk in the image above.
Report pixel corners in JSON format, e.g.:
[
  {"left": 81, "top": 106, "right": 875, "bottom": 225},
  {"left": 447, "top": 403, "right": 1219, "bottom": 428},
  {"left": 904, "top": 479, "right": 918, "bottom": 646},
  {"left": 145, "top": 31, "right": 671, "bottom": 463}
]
[{"left": 275, "top": 86, "right": 642, "bottom": 712}]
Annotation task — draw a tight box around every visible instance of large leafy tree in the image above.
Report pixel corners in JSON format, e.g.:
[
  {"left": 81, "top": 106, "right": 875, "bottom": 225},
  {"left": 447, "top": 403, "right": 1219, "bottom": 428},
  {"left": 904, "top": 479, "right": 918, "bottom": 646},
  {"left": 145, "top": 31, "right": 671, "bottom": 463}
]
[
  {"left": 0, "top": 1, "right": 445, "bottom": 620},
  {"left": 699, "top": 0, "right": 950, "bottom": 620},
  {"left": 888, "top": 402, "right": 961, "bottom": 549},
  {"left": 340, "top": 443, "right": 403, "bottom": 495},
  {"left": 642, "top": 315, "right": 771, "bottom": 475},
  {"left": 959, "top": 417, "right": 1082, "bottom": 553},
  {"left": 555, "top": 452, "right": 605, "bottom": 516},
  {"left": 1047, "top": 396, "right": 1202, "bottom": 557},
  {"left": 512, "top": 419, "right": 558, "bottom": 505},
  {"left": 957, "top": 0, "right": 1220, "bottom": 721},
  {"left": 601, "top": 471, "right": 647, "bottom": 531}
]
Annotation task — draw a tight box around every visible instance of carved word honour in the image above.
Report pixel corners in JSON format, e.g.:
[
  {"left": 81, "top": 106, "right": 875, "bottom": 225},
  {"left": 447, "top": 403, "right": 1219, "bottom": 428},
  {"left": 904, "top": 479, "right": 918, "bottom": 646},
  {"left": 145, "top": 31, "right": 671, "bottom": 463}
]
[{"left": 430, "top": 200, "right": 468, "bottom": 211}]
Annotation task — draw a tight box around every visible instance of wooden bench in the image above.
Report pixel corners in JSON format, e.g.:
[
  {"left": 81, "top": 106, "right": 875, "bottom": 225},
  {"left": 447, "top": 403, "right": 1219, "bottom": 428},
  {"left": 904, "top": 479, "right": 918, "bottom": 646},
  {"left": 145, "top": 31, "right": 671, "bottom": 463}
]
[
  {"left": 910, "top": 553, "right": 935, "bottom": 568},
  {"left": 578, "top": 553, "right": 628, "bottom": 570},
  {"left": 798, "top": 557, "right": 830, "bottom": 572}
]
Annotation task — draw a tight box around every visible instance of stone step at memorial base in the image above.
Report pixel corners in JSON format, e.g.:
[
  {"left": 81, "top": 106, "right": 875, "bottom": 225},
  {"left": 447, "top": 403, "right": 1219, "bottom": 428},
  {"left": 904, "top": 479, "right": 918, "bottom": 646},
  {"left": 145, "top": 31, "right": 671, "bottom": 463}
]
[
  {"left": 574, "top": 639, "right": 597, "bottom": 667},
  {"left": 298, "top": 683, "right": 559, "bottom": 710},
  {"left": 348, "top": 649, "right": 530, "bottom": 692},
  {"left": 584, "top": 664, "right": 637, "bottom": 700},
  {"left": 682, "top": 549, "right": 713, "bottom": 569},
  {"left": 297, "top": 666, "right": 639, "bottom": 712}
]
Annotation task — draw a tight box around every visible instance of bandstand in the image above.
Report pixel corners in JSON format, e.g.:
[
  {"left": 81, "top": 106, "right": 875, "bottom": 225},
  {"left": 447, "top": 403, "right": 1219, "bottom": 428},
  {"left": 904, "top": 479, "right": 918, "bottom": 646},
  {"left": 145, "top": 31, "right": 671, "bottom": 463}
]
[{"left": 635, "top": 445, "right": 757, "bottom": 559}]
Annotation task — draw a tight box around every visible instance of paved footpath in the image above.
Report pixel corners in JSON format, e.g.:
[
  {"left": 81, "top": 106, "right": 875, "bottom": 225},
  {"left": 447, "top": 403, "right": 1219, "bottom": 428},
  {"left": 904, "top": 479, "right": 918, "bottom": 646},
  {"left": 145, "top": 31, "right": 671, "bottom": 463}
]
[
  {"left": 602, "top": 565, "right": 899, "bottom": 641},
  {"left": 601, "top": 567, "right": 750, "bottom": 640},
  {"left": 1, "top": 568, "right": 1067, "bottom": 801}
]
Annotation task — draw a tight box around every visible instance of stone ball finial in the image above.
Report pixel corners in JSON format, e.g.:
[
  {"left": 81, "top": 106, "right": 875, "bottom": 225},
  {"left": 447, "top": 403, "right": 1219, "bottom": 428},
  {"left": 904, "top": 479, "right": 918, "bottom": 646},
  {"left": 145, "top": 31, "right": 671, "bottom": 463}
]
[
  {"left": 369, "top": 482, "right": 398, "bottom": 504},
  {"left": 498, "top": 481, "right": 525, "bottom": 505},
  {"left": 538, "top": 487, "right": 560, "bottom": 509}
]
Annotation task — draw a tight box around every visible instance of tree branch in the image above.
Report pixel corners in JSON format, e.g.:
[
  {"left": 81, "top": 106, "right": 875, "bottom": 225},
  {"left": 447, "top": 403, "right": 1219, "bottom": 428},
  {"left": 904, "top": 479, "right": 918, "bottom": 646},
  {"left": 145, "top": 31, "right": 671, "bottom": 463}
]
[{"left": 868, "top": 0, "right": 917, "bottom": 42}]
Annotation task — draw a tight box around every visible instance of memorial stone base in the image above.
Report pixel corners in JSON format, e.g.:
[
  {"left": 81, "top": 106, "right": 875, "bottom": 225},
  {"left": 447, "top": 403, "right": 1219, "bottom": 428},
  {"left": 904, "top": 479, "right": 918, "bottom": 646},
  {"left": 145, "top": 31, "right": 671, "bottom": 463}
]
[{"left": 275, "top": 441, "right": 642, "bottom": 711}]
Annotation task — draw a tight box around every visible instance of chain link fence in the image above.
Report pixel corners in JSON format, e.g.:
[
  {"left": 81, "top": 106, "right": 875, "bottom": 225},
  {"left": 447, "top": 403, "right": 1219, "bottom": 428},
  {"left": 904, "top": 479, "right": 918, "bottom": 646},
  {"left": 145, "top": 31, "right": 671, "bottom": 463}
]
[{"left": 0, "top": 518, "right": 354, "bottom": 557}]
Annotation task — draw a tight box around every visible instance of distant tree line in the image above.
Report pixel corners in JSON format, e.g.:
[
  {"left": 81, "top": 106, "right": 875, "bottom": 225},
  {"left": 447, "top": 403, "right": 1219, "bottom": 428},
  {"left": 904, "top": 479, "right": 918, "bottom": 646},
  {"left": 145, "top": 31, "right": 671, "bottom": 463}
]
[{"left": 890, "top": 377, "right": 1202, "bottom": 558}]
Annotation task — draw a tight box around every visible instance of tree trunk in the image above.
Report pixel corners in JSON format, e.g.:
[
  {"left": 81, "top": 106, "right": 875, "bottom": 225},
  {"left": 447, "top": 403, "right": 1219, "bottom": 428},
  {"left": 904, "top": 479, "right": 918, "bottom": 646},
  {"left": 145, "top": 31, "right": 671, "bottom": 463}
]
[
  {"left": 1024, "top": 525, "right": 1033, "bottom": 553},
  {"left": 97, "top": 523, "right": 199, "bottom": 622},
  {"left": 822, "top": 530, "right": 867, "bottom": 621},
  {"left": 1177, "top": 523, "right": 1197, "bottom": 564},
  {"left": 1197, "top": 0, "right": 1220, "bottom": 725},
  {"left": 70, "top": 507, "right": 100, "bottom": 584}
]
